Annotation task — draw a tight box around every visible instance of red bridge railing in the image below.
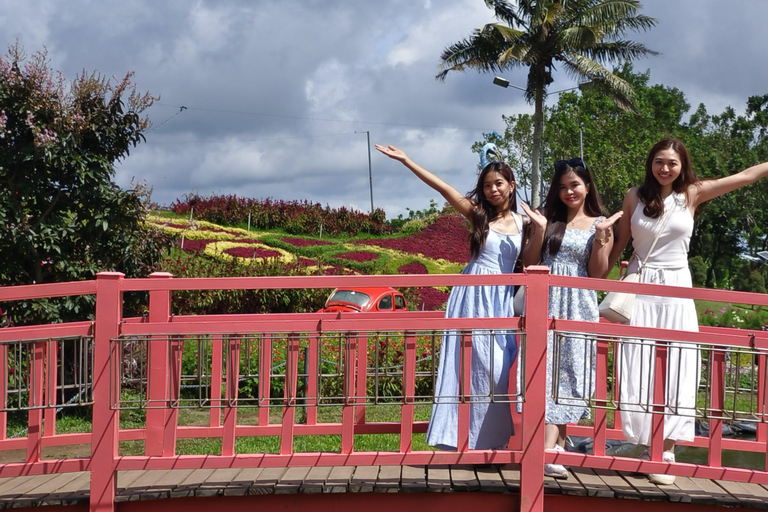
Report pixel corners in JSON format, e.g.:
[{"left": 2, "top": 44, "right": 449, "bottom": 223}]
[{"left": 0, "top": 267, "right": 767, "bottom": 512}]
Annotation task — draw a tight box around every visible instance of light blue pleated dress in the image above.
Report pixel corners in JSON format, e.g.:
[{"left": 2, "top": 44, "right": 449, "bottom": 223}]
[{"left": 426, "top": 215, "right": 522, "bottom": 450}]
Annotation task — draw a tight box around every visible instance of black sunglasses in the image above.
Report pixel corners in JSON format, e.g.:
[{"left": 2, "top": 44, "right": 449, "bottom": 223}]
[{"left": 555, "top": 157, "right": 586, "bottom": 170}]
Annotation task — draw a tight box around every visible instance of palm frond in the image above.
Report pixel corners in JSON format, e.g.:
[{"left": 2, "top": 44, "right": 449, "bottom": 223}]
[
  {"left": 436, "top": 24, "right": 513, "bottom": 81},
  {"left": 581, "top": 40, "right": 659, "bottom": 64},
  {"left": 562, "top": 53, "right": 635, "bottom": 110},
  {"left": 559, "top": 26, "right": 601, "bottom": 50},
  {"left": 483, "top": 0, "right": 528, "bottom": 27}
]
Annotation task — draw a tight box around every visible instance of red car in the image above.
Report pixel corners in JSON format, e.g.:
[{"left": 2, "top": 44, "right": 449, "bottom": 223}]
[{"left": 319, "top": 287, "right": 407, "bottom": 313}]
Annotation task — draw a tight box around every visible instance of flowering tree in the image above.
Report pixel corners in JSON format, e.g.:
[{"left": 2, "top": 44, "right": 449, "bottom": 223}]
[{"left": 0, "top": 44, "right": 168, "bottom": 324}]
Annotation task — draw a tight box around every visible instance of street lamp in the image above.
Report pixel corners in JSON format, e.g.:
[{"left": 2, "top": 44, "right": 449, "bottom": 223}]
[{"left": 492, "top": 76, "right": 590, "bottom": 163}]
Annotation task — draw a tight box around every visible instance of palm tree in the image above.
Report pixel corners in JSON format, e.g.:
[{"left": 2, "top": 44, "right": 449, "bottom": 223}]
[{"left": 437, "top": 0, "right": 657, "bottom": 207}]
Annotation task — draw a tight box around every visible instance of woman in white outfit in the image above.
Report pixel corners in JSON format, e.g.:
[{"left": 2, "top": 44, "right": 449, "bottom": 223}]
[{"left": 609, "top": 138, "right": 768, "bottom": 485}]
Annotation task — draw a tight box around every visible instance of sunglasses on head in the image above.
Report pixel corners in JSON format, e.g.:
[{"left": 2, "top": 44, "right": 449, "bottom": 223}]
[{"left": 555, "top": 157, "right": 586, "bottom": 170}]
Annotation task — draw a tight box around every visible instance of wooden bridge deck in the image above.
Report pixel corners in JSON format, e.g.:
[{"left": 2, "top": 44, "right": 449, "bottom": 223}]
[{"left": 2, "top": 465, "right": 768, "bottom": 510}]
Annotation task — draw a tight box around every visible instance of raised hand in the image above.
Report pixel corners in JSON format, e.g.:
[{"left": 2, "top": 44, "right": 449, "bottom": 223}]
[
  {"left": 520, "top": 202, "right": 547, "bottom": 232},
  {"left": 595, "top": 211, "right": 623, "bottom": 245},
  {"left": 374, "top": 144, "right": 408, "bottom": 163}
]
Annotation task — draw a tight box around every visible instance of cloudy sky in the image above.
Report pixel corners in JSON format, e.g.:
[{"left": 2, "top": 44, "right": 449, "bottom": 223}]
[{"left": 2, "top": 0, "right": 766, "bottom": 218}]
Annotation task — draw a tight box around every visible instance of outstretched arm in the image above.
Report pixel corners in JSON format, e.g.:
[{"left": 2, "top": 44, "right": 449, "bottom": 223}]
[
  {"left": 606, "top": 188, "right": 639, "bottom": 278},
  {"left": 588, "top": 212, "right": 623, "bottom": 278},
  {"left": 692, "top": 161, "right": 768, "bottom": 206},
  {"left": 375, "top": 144, "right": 475, "bottom": 218}
]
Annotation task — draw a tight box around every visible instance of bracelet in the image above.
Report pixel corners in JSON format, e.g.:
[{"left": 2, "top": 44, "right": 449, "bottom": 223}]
[{"left": 596, "top": 237, "right": 607, "bottom": 247}]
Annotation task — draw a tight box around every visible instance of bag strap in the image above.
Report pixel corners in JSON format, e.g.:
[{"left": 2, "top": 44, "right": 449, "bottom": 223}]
[{"left": 637, "top": 196, "right": 676, "bottom": 270}]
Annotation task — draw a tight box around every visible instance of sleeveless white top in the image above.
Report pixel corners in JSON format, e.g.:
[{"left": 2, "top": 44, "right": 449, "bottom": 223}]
[{"left": 630, "top": 192, "right": 693, "bottom": 269}]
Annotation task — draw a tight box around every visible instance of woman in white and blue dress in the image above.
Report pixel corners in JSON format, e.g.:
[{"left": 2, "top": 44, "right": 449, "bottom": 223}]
[
  {"left": 521, "top": 158, "right": 621, "bottom": 478},
  {"left": 375, "top": 144, "right": 524, "bottom": 450},
  {"left": 609, "top": 138, "right": 768, "bottom": 485}
]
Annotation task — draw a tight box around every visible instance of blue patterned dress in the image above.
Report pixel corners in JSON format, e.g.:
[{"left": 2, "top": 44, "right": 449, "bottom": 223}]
[
  {"left": 426, "top": 216, "right": 523, "bottom": 450},
  {"left": 542, "top": 220, "right": 602, "bottom": 424}
]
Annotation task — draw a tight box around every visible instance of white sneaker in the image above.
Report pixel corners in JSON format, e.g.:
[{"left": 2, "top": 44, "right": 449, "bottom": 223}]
[
  {"left": 544, "top": 444, "right": 568, "bottom": 479},
  {"left": 639, "top": 449, "right": 676, "bottom": 485}
]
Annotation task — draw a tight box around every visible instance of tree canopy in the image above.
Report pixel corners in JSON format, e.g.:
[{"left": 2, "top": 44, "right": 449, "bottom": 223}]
[{"left": 0, "top": 44, "right": 168, "bottom": 324}]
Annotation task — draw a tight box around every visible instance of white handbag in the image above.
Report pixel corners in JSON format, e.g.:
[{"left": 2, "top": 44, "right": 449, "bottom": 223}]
[{"left": 598, "top": 205, "right": 674, "bottom": 323}]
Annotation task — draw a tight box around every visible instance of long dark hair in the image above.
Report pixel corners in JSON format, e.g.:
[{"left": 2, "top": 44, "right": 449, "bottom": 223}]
[
  {"left": 467, "top": 161, "right": 518, "bottom": 259},
  {"left": 541, "top": 158, "right": 605, "bottom": 259},
  {"left": 637, "top": 138, "right": 698, "bottom": 218}
]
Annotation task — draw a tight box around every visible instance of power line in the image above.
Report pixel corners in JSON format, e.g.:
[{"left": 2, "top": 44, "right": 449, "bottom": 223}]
[{"left": 152, "top": 102, "right": 500, "bottom": 134}]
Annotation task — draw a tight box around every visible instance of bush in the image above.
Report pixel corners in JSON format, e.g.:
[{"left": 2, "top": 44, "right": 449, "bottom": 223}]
[{"left": 171, "top": 195, "right": 390, "bottom": 237}]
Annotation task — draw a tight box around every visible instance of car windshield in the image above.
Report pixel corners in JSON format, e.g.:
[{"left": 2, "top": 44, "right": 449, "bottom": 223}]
[{"left": 327, "top": 289, "right": 371, "bottom": 307}]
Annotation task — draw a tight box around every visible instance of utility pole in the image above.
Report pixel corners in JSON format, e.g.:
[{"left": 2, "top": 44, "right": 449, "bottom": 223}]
[{"left": 356, "top": 131, "right": 374, "bottom": 213}]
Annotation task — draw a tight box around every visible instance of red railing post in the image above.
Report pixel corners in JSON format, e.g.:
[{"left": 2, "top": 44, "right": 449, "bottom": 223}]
[
  {"left": 145, "top": 272, "right": 173, "bottom": 457},
  {"left": 222, "top": 336, "right": 241, "bottom": 456},
  {"left": 399, "top": 331, "right": 417, "bottom": 453},
  {"left": 280, "top": 333, "right": 299, "bottom": 455},
  {"left": 43, "top": 337, "right": 58, "bottom": 438},
  {"left": 341, "top": 333, "right": 356, "bottom": 454},
  {"left": 26, "top": 340, "right": 45, "bottom": 463},
  {"left": 593, "top": 338, "right": 609, "bottom": 456},
  {"left": 709, "top": 347, "right": 725, "bottom": 467},
  {"left": 209, "top": 335, "right": 223, "bottom": 428},
  {"left": 520, "top": 265, "right": 550, "bottom": 512},
  {"left": 90, "top": 272, "right": 124, "bottom": 512},
  {"left": 650, "top": 342, "right": 668, "bottom": 461}
]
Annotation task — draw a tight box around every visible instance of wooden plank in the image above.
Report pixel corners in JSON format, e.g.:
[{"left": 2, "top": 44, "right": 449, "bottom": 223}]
[
  {"left": 399, "top": 465, "right": 425, "bottom": 492},
  {"left": 498, "top": 463, "right": 521, "bottom": 493},
  {"left": 300, "top": 466, "right": 330, "bottom": 494},
  {"left": 570, "top": 467, "right": 614, "bottom": 498},
  {"left": 196, "top": 468, "right": 243, "bottom": 497},
  {"left": 689, "top": 477, "right": 742, "bottom": 507},
  {"left": 7, "top": 473, "right": 82, "bottom": 509},
  {"left": 716, "top": 479, "right": 768, "bottom": 510},
  {"left": 349, "top": 465, "right": 378, "bottom": 493},
  {"left": 375, "top": 465, "right": 400, "bottom": 493},
  {"left": 324, "top": 466, "right": 353, "bottom": 493},
  {"left": 249, "top": 467, "right": 286, "bottom": 495},
  {"left": 0, "top": 474, "right": 67, "bottom": 506},
  {"left": 620, "top": 472, "right": 669, "bottom": 501},
  {"left": 168, "top": 468, "right": 217, "bottom": 498},
  {"left": 426, "top": 465, "right": 452, "bottom": 493},
  {"left": 592, "top": 469, "right": 641, "bottom": 499},
  {"left": 275, "top": 466, "right": 310, "bottom": 494},
  {"left": 121, "top": 469, "right": 172, "bottom": 501},
  {"left": 223, "top": 468, "right": 263, "bottom": 496},
  {"left": 672, "top": 476, "right": 719, "bottom": 506},
  {"left": 35, "top": 471, "right": 90, "bottom": 506},
  {"left": 450, "top": 465, "right": 480, "bottom": 492},
  {"left": 474, "top": 465, "right": 506, "bottom": 493},
  {"left": 555, "top": 468, "right": 588, "bottom": 496},
  {"left": 139, "top": 469, "right": 196, "bottom": 501},
  {"left": 543, "top": 474, "right": 563, "bottom": 495}
]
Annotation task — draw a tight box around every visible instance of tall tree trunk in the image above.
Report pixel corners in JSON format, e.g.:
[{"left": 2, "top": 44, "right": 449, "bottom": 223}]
[{"left": 531, "top": 86, "right": 545, "bottom": 208}]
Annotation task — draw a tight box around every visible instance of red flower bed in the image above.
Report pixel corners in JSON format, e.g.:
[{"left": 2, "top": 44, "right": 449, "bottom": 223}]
[
  {"left": 357, "top": 215, "right": 469, "bottom": 264},
  {"left": 334, "top": 251, "right": 379, "bottom": 262},
  {"left": 181, "top": 239, "right": 216, "bottom": 252},
  {"left": 414, "top": 288, "right": 449, "bottom": 311},
  {"left": 398, "top": 262, "right": 428, "bottom": 274},
  {"left": 223, "top": 247, "right": 281, "bottom": 259},
  {"left": 281, "top": 237, "right": 334, "bottom": 247},
  {"left": 297, "top": 257, "right": 318, "bottom": 266}
]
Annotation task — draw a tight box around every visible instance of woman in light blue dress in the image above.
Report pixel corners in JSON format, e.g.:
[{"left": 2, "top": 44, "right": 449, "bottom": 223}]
[
  {"left": 375, "top": 144, "right": 523, "bottom": 450},
  {"left": 521, "top": 158, "right": 621, "bottom": 477}
]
